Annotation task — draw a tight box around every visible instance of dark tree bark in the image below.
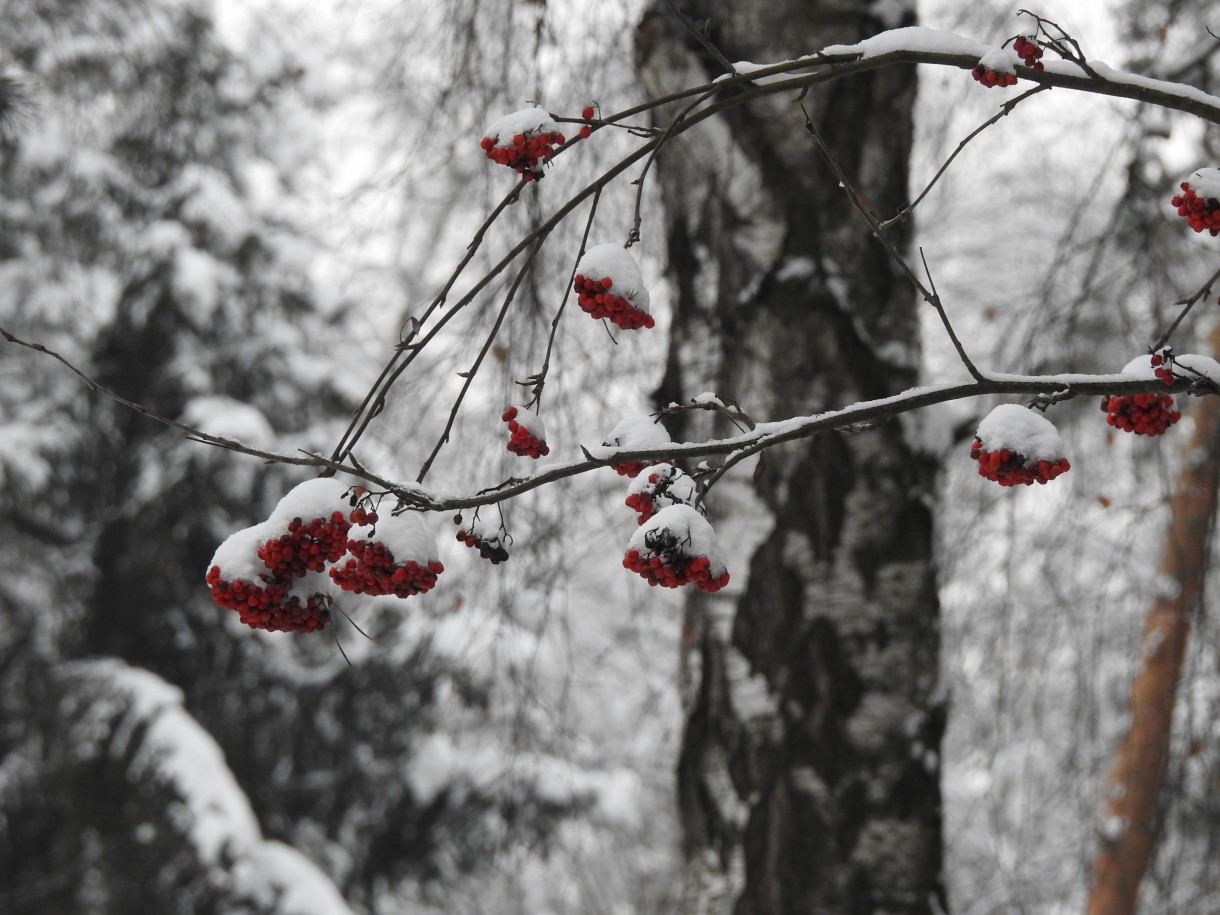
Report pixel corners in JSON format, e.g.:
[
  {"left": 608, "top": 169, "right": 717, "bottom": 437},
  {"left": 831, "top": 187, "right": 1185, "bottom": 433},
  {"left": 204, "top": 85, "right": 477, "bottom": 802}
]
[{"left": 637, "top": 3, "right": 946, "bottom": 913}]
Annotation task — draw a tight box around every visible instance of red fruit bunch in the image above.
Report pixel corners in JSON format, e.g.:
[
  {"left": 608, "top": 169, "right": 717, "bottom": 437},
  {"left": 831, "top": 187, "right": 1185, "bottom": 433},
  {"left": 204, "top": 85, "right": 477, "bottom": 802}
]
[
  {"left": 256, "top": 510, "right": 351, "bottom": 578},
  {"left": 970, "top": 404, "right": 1070, "bottom": 487},
  {"left": 578, "top": 104, "right": 595, "bottom": 139},
  {"left": 453, "top": 514, "right": 510, "bottom": 564},
  {"left": 330, "top": 541, "right": 443, "bottom": 598},
  {"left": 480, "top": 107, "right": 565, "bottom": 181},
  {"left": 622, "top": 504, "right": 729, "bottom": 592},
  {"left": 1012, "top": 36, "right": 1044, "bottom": 72},
  {"left": 624, "top": 463, "right": 698, "bottom": 526},
  {"left": 1171, "top": 169, "right": 1220, "bottom": 235},
  {"left": 1100, "top": 393, "right": 1181, "bottom": 436},
  {"left": 574, "top": 244, "right": 654, "bottom": 331},
  {"left": 502, "top": 405, "right": 550, "bottom": 458},
  {"left": 972, "top": 49, "right": 1019, "bottom": 88},
  {"left": 1151, "top": 351, "right": 1176, "bottom": 385}
]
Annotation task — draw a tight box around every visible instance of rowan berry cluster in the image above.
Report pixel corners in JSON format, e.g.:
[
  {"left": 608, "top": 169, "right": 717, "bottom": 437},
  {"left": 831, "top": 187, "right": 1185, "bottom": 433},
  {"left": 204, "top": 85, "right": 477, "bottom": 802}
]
[
  {"left": 1101, "top": 393, "right": 1181, "bottom": 436},
  {"left": 1012, "top": 36, "right": 1044, "bottom": 72},
  {"left": 970, "top": 439, "right": 1070, "bottom": 486},
  {"left": 480, "top": 129, "right": 566, "bottom": 181},
  {"left": 454, "top": 513, "right": 510, "bottom": 565},
  {"left": 624, "top": 463, "right": 698, "bottom": 526},
  {"left": 256, "top": 511, "right": 351, "bottom": 578},
  {"left": 502, "top": 406, "right": 550, "bottom": 458},
  {"left": 622, "top": 505, "right": 729, "bottom": 592},
  {"left": 330, "top": 539, "right": 444, "bottom": 598},
  {"left": 207, "top": 480, "right": 443, "bottom": 634},
  {"left": 612, "top": 460, "right": 647, "bottom": 477},
  {"left": 578, "top": 104, "right": 595, "bottom": 139},
  {"left": 1170, "top": 181, "right": 1220, "bottom": 235},
  {"left": 972, "top": 64, "right": 1018, "bottom": 88},
  {"left": 573, "top": 273, "right": 656, "bottom": 330},
  {"left": 1151, "top": 351, "right": 1176, "bottom": 384}
]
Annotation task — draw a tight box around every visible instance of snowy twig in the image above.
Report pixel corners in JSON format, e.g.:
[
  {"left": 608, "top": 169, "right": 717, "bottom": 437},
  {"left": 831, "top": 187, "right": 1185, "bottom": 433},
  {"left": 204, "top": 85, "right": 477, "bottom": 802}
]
[
  {"left": 880, "top": 84, "right": 1049, "bottom": 230},
  {"left": 416, "top": 238, "right": 546, "bottom": 484},
  {"left": 1151, "top": 263, "right": 1220, "bottom": 352}
]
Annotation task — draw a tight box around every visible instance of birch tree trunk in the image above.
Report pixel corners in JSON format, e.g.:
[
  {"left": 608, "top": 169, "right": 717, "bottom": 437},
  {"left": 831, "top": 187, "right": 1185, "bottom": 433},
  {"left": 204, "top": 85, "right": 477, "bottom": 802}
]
[{"left": 636, "top": 3, "right": 947, "bottom": 913}]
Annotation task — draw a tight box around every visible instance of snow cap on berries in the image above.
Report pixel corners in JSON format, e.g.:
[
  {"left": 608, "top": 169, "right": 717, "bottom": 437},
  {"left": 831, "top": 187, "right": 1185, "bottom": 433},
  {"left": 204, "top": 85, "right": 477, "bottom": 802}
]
[
  {"left": 502, "top": 405, "right": 550, "bottom": 458},
  {"left": 625, "top": 462, "right": 698, "bottom": 524},
  {"left": 977, "top": 47, "right": 1018, "bottom": 74},
  {"left": 268, "top": 477, "right": 352, "bottom": 524},
  {"left": 482, "top": 107, "right": 561, "bottom": 147},
  {"left": 574, "top": 245, "right": 654, "bottom": 330},
  {"left": 1173, "top": 353, "right": 1220, "bottom": 386},
  {"left": 975, "top": 404, "right": 1064, "bottom": 460},
  {"left": 600, "top": 413, "right": 672, "bottom": 475},
  {"left": 207, "top": 518, "right": 283, "bottom": 585},
  {"left": 623, "top": 503, "right": 730, "bottom": 591},
  {"left": 1186, "top": 168, "right": 1220, "bottom": 202}
]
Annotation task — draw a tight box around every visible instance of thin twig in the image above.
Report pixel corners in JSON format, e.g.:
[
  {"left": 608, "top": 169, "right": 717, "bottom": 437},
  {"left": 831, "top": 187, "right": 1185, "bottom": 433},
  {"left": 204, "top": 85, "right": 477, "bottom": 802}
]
[
  {"left": 525, "top": 188, "right": 602, "bottom": 410},
  {"left": 416, "top": 238, "right": 546, "bottom": 484},
  {"left": 1151, "top": 264, "right": 1220, "bottom": 352},
  {"left": 663, "top": 0, "right": 738, "bottom": 76},
  {"left": 800, "top": 107, "right": 985, "bottom": 382},
  {"left": 880, "top": 85, "right": 1049, "bottom": 229}
]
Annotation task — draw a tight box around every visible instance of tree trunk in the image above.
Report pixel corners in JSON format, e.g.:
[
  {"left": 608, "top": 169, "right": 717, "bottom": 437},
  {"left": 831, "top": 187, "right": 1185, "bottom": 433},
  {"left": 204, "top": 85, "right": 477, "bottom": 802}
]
[
  {"left": 1086, "top": 327, "right": 1220, "bottom": 915},
  {"left": 637, "top": 3, "right": 946, "bottom": 914}
]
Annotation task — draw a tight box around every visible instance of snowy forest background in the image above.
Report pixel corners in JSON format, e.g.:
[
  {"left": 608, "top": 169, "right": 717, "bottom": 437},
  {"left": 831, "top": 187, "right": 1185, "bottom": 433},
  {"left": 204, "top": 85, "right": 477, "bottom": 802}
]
[{"left": 1, "top": 0, "right": 1219, "bottom": 913}]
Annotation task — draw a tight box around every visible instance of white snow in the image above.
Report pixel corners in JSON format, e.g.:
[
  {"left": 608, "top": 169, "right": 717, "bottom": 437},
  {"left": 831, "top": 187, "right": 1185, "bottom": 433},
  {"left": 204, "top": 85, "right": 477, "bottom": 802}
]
[
  {"left": 626, "top": 463, "right": 698, "bottom": 508},
  {"left": 975, "top": 404, "right": 1065, "bottom": 460},
  {"left": 602, "top": 413, "right": 672, "bottom": 450},
  {"left": 359, "top": 510, "right": 439, "bottom": 564},
  {"left": 208, "top": 518, "right": 283, "bottom": 582},
  {"left": 269, "top": 477, "right": 352, "bottom": 524},
  {"left": 977, "top": 48, "right": 1018, "bottom": 75},
  {"left": 507, "top": 405, "right": 548, "bottom": 442},
  {"left": 627, "top": 504, "right": 727, "bottom": 576},
  {"left": 1173, "top": 353, "right": 1220, "bottom": 385},
  {"left": 482, "top": 106, "right": 560, "bottom": 143},
  {"left": 576, "top": 244, "right": 651, "bottom": 311},
  {"left": 1187, "top": 167, "right": 1220, "bottom": 200},
  {"left": 1119, "top": 355, "right": 1159, "bottom": 379}
]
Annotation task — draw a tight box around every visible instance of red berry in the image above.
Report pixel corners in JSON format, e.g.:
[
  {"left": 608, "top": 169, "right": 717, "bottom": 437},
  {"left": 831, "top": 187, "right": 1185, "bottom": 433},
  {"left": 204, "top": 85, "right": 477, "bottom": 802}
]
[{"left": 581, "top": 105, "right": 595, "bottom": 120}]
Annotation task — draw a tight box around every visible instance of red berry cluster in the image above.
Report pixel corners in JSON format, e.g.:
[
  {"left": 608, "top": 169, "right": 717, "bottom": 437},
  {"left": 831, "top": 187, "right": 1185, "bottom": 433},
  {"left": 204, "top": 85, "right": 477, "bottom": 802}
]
[
  {"left": 622, "top": 548, "right": 729, "bottom": 592},
  {"left": 1171, "top": 183, "right": 1220, "bottom": 235},
  {"left": 206, "top": 565, "right": 331, "bottom": 634},
  {"left": 1150, "top": 351, "right": 1176, "bottom": 384},
  {"left": 578, "top": 105, "right": 595, "bottom": 139},
  {"left": 573, "top": 274, "right": 655, "bottom": 330},
  {"left": 624, "top": 463, "right": 694, "bottom": 526},
  {"left": 972, "top": 65, "right": 1018, "bottom": 88},
  {"left": 502, "top": 406, "right": 550, "bottom": 458},
  {"left": 1013, "top": 36, "right": 1044, "bottom": 72},
  {"left": 256, "top": 511, "right": 351, "bottom": 578},
  {"left": 1100, "top": 393, "right": 1181, "bottom": 436},
  {"left": 330, "top": 539, "right": 444, "bottom": 598},
  {"left": 969, "top": 439, "right": 1070, "bottom": 486},
  {"left": 624, "top": 488, "right": 657, "bottom": 525},
  {"left": 479, "top": 129, "right": 566, "bottom": 182},
  {"left": 454, "top": 515, "right": 510, "bottom": 564}
]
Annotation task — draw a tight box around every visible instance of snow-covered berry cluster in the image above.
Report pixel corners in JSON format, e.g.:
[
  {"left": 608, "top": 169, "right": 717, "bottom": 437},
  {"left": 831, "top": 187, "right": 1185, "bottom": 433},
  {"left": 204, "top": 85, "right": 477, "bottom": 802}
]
[
  {"left": 972, "top": 49, "right": 1019, "bottom": 88},
  {"left": 624, "top": 463, "right": 698, "bottom": 526},
  {"left": 502, "top": 405, "right": 550, "bottom": 458},
  {"left": 1151, "top": 351, "right": 1176, "bottom": 384},
  {"left": 453, "top": 514, "right": 510, "bottom": 564},
  {"left": 330, "top": 512, "right": 444, "bottom": 598},
  {"left": 622, "top": 505, "right": 729, "bottom": 592},
  {"left": 574, "top": 244, "right": 654, "bottom": 331},
  {"left": 480, "top": 107, "right": 566, "bottom": 181},
  {"left": 207, "top": 479, "right": 443, "bottom": 633},
  {"left": 970, "top": 404, "right": 1070, "bottom": 487},
  {"left": 600, "top": 413, "right": 671, "bottom": 477},
  {"left": 1012, "top": 36, "right": 1044, "bottom": 72},
  {"left": 1171, "top": 169, "right": 1220, "bottom": 235}
]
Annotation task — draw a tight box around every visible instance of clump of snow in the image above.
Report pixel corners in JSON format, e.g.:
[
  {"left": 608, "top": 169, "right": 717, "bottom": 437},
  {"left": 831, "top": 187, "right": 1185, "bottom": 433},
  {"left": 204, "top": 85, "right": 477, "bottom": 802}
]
[
  {"left": 359, "top": 510, "right": 439, "bottom": 565},
  {"left": 1120, "top": 355, "right": 1160, "bottom": 379},
  {"left": 208, "top": 519, "right": 282, "bottom": 583},
  {"left": 1187, "top": 167, "right": 1220, "bottom": 201},
  {"left": 977, "top": 47, "right": 1018, "bottom": 74},
  {"left": 269, "top": 477, "right": 352, "bottom": 524},
  {"left": 627, "top": 463, "right": 697, "bottom": 508},
  {"left": 602, "top": 413, "right": 671, "bottom": 450},
  {"left": 628, "top": 504, "right": 727, "bottom": 574},
  {"left": 1173, "top": 353, "right": 1220, "bottom": 385},
  {"left": 576, "top": 244, "right": 650, "bottom": 311},
  {"left": 507, "top": 406, "right": 547, "bottom": 441},
  {"left": 483, "top": 106, "right": 560, "bottom": 144},
  {"left": 975, "top": 404, "right": 1065, "bottom": 461}
]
